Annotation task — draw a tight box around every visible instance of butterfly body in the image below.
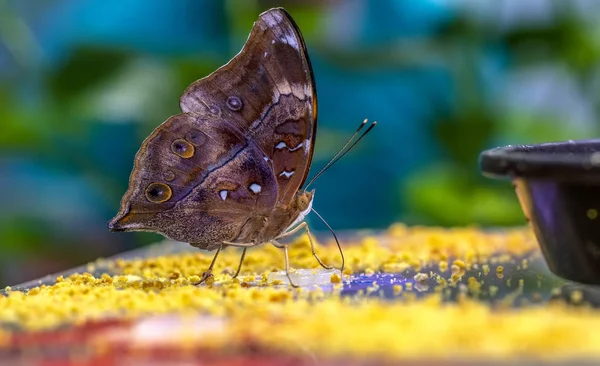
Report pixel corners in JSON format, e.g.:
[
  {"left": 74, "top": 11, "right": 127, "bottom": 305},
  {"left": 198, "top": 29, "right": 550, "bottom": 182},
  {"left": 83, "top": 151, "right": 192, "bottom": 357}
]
[{"left": 109, "top": 8, "right": 321, "bottom": 270}]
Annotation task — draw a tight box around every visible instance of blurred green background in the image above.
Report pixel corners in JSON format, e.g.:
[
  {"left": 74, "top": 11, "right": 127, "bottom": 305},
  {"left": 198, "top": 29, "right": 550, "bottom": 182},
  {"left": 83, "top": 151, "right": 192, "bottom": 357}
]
[{"left": 1, "top": 0, "right": 599, "bottom": 286}]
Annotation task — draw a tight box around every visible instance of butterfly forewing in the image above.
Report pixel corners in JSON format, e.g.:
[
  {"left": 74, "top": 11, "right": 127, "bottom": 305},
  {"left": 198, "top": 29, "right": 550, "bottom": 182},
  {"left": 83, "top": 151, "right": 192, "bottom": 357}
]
[{"left": 180, "top": 8, "right": 317, "bottom": 206}]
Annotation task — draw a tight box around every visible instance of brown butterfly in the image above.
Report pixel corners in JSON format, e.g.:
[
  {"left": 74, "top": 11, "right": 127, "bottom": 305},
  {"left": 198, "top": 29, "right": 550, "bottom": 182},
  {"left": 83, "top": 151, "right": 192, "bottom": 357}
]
[{"left": 108, "top": 7, "right": 374, "bottom": 287}]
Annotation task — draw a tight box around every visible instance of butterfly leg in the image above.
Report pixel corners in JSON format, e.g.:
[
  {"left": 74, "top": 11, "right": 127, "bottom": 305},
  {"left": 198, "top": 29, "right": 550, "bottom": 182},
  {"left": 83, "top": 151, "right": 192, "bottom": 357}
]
[
  {"left": 194, "top": 244, "right": 223, "bottom": 286},
  {"left": 271, "top": 240, "right": 299, "bottom": 288},
  {"left": 232, "top": 248, "right": 247, "bottom": 279},
  {"left": 220, "top": 241, "right": 255, "bottom": 278},
  {"left": 277, "top": 222, "right": 332, "bottom": 270}
]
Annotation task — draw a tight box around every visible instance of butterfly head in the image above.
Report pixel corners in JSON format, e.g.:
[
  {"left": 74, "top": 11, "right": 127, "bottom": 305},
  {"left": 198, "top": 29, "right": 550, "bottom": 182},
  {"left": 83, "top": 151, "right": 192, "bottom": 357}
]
[
  {"left": 286, "top": 189, "right": 315, "bottom": 231},
  {"left": 294, "top": 189, "right": 314, "bottom": 211}
]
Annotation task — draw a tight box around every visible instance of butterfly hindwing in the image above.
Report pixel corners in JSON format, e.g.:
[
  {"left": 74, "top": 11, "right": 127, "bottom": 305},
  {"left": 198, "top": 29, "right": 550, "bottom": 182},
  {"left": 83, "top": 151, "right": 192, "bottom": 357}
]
[{"left": 109, "top": 112, "right": 278, "bottom": 248}]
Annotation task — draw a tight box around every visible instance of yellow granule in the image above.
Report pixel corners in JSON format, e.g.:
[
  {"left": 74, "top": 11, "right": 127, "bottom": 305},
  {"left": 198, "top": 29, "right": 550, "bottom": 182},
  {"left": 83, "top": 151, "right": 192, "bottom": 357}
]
[
  {"left": 453, "top": 259, "right": 466, "bottom": 270},
  {"left": 2, "top": 223, "right": 597, "bottom": 361},
  {"left": 439, "top": 260, "right": 448, "bottom": 272},
  {"left": 393, "top": 284, "right": 403, "bottom": 295},
  {"left": 467, "top": 276, "right": 482, "bottom": 294},
  {"left": 330, "top": 273, "right": 342, "bottom": 283}
]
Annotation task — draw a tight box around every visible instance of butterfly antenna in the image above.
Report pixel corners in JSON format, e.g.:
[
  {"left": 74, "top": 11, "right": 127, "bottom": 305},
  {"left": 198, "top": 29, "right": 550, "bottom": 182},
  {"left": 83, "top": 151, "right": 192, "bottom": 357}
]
[
  {"left": 311, "top": 207, "right": 344, "bottom": 274},
  {"left": 318, "top": 121, "right": 376, "bottom": 175},
  {"left": 305, "top": 119, "right": 376, "bottom": 188},
  {"left": 307, "top": 118, "right": 368, "bottom": 187},
  {"left": 304, "top": 119, "right": 368, "bottom": 189}
]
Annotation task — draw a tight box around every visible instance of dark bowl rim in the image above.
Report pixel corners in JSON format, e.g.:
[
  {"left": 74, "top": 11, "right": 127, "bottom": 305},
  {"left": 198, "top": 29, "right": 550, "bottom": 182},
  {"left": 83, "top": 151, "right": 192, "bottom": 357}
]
[{"left": 479, "top": 139, "right": 600, "bottom": 180}]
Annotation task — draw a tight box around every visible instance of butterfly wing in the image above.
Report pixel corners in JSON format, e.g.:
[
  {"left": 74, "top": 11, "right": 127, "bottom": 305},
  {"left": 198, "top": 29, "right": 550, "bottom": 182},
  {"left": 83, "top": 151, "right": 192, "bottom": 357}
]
[
  {"left": 180, "top": 8, "right": 317, "bottom": 206},
  {"left": 108, "top": 113, "right": 278, "bottom": 249}
]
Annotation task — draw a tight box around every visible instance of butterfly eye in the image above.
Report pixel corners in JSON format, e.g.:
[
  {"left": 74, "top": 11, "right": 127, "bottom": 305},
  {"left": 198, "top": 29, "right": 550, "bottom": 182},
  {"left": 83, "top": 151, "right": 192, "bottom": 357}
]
[
  {"left": 226, "top": 96, "right": 243, "bottom": 111},
  {"left": 145, "top": 183, "right": 172, "bottom": 203},
  {"left": 185, "top": 129, "right": 206, "bottom": 146},
  {"left": 171, "top": 139, "right": 195, "bottom": 159}
]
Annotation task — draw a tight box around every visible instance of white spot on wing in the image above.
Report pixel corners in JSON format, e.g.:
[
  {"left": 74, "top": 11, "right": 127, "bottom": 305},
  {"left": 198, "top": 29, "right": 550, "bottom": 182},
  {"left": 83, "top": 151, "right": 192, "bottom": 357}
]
[
  {"left": 263, "top": 156, "right": 269, "bottom": 162},
  {"left": 282, "top": 32, "right": 299, "bottom": 50},
  {"left": 275, "top": 141, "right": 303, "bottom": 151},
  {"left": 276, "top": 81, "right": 292, "bottom": 95},
  {"left": 303, "top": 138, "right": 311, "bottom": 153},
  {"left": 271, "top": 10, "right": 283, "bottom": 22},
  {"left": 219, "top": 190, "right": 228, "bottom": 201},
  {"left": 304, "top": 84, "right": 311, "bottom": 96},
  {"left": 291, "top": 83, "right": 307, "bottom": 99},
  {"left": 249, "top": 183, "right": 261, "bottom": 194},
  {"left": 289, "top": 142, "right": 303, "bottom": 151},
  {"left": 263, "top": 11, "right": 283, "bottom": 28},
  {"left": 279, "top": 170, "right": 294, "bottom": 179}
]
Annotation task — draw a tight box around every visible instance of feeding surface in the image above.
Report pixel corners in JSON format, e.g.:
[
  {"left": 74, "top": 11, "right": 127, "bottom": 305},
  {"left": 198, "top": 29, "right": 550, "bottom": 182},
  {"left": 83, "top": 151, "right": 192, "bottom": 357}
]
[{"left": 1, "top": 224, "right": 599, "bottom": 364}]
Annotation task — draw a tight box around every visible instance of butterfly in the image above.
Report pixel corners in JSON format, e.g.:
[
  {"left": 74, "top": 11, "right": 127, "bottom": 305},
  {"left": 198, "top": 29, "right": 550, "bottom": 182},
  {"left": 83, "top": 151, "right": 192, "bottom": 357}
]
[{"left": 108, "top": 7, "right": 374, "bottom": 287}]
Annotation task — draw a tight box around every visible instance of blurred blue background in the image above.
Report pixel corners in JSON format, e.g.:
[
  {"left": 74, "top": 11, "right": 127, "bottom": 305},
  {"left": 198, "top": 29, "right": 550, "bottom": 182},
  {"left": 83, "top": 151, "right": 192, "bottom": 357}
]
[{"left": 1, "top": 0, "right": 599, "bottom": 286}]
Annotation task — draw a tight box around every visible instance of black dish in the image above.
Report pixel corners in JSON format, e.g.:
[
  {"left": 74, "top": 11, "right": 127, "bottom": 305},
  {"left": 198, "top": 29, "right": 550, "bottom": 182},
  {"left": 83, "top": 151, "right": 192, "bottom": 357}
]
[{"left": 480, "top": 139, "right": 600, "bottom": 285}]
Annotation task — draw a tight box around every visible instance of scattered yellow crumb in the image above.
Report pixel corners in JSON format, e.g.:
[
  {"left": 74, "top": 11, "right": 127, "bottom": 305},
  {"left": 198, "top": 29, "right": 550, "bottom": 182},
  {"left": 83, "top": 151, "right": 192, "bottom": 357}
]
[
  {"left": 330, "top": 273, "right": 342, "bottom": 283},
  {"left": 439, "top": 260, "right": 448, "bottom": 272},
  {"left": 393, "top": 284, "right": 403, "bottom": 295},
  {"left": 450, "top": 273, "right": 462, "bottom": 283},
  {"left": 482, "top": 264, "right": 490, "bottom": 276},
  {"left": 496, "top": 265, "right": 504, "bottom": 273},
  {"left": 467, "top": 277, "right": 482, "bottom": 294},
  {"left": 453, "top": 259, "right": 466, "bottom": 269}
]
